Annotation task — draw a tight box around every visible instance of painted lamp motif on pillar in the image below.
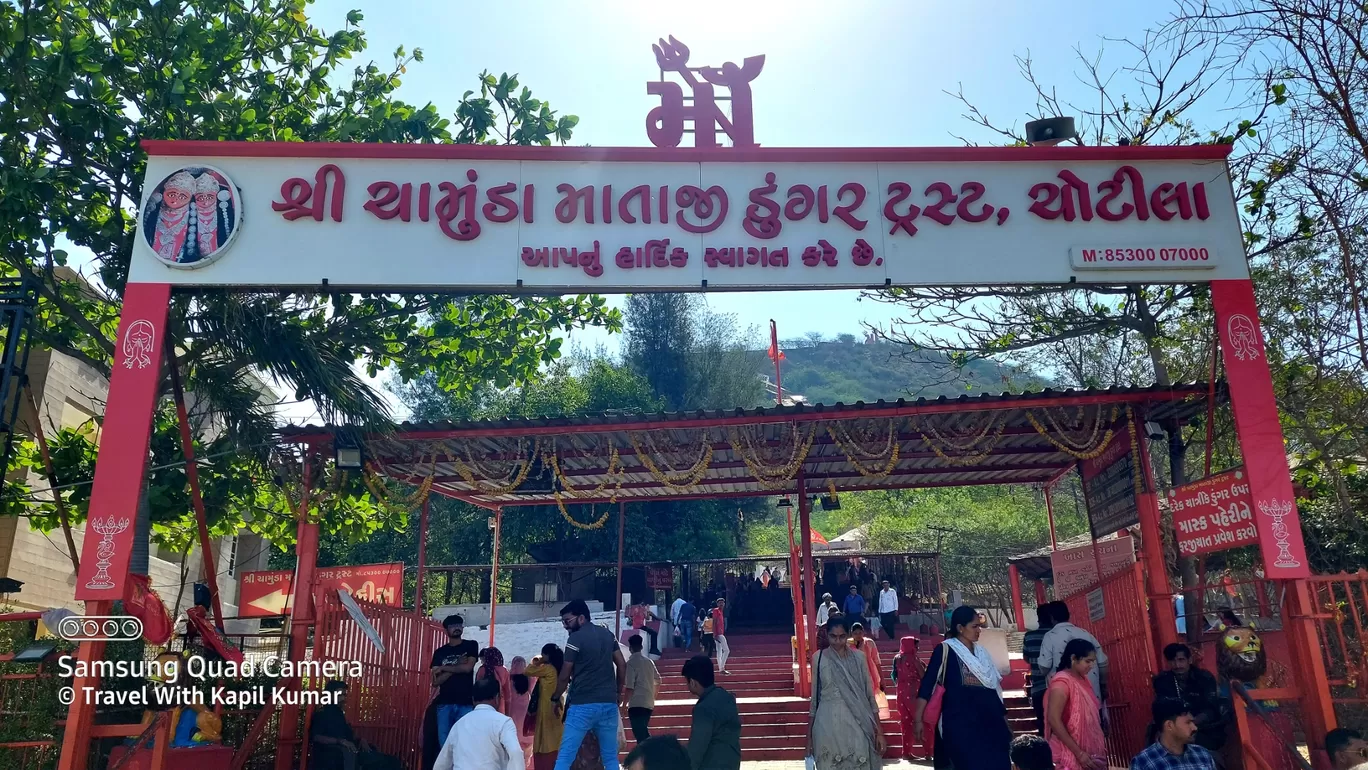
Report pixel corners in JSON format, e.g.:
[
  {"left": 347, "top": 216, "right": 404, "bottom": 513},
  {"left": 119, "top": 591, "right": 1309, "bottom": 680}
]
[
  {"left": 1257, "top": 498, "right": 1301, "bottom": 569},
  {"left": 84, "top": 516, "right": 131, "bottom": 590}
]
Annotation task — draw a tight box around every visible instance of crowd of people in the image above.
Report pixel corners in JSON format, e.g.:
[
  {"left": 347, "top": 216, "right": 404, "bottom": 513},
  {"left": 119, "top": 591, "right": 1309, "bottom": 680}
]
[
  {"left": 309, "top": 599, "right": 746, "bottom": 770},
  {"left": 307, "top": 584, "right": 1345, "bottom": 770}
]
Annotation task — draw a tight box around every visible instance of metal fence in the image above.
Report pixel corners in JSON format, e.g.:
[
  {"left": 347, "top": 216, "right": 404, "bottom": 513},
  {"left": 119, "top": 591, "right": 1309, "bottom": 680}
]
[
  {"left": 1059, "top": 562, "right": 1156, "bottom": 767},
  {"left": 314, "top": 591, "right": 446, "bottom": 770},
  {"left": 1307, "top": 572, "right": 1368, "bottom": 733}
]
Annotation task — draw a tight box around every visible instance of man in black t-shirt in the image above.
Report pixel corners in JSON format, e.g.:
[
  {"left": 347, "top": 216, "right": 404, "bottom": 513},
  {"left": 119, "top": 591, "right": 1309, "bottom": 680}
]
[{"left": 430, "top": 614, "right": 479, "bottom": 748}]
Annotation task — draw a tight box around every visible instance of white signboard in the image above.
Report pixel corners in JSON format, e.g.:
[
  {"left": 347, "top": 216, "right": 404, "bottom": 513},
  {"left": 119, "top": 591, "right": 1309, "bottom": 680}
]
[
  {"left": 129, "top": 143, "right": 1249, "bottom": 290},
  {"left": 1087, "top": 588, "right": 1106, "bottom": 622}
]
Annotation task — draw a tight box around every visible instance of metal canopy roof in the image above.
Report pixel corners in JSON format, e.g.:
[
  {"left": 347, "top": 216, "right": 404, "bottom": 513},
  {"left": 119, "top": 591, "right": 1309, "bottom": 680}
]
[{"left": 283, "top": 383, "right": 1220, "bottom": 509}]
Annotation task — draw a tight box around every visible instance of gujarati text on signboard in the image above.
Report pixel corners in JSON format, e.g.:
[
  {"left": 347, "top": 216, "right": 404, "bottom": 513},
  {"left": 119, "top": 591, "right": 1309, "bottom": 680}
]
[
  {"left": 1170, "top": 467, "right": 1258, "bottom": 556},
  {"left": 1050, "top": 537, "right": 1137, "bottom": 598}
]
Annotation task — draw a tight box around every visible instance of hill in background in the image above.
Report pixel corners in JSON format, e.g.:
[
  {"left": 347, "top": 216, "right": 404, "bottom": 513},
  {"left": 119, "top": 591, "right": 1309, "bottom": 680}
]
[{"left": 751, "top": 333, "right": 1037, "bottom": 405}]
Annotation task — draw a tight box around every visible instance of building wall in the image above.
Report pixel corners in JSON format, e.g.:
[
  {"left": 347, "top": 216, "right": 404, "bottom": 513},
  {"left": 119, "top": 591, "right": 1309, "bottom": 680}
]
[{"left": 0, "top": 345, "right": 263, "bottom": 630}]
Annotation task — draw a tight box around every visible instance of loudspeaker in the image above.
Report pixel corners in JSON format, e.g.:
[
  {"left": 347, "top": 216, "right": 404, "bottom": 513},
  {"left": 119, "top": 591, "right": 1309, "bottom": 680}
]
[{"left": 1025, "top": 116, "right": 1076, "bottom": 146}]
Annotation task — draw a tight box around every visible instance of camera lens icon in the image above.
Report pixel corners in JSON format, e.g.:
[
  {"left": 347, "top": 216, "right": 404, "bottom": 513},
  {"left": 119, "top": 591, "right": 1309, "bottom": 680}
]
[{"left": 57, "top": 615, "right": 144, "bottom": 642}]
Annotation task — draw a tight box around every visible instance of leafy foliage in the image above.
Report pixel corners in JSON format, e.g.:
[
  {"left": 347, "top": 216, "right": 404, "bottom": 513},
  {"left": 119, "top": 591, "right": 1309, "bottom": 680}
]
[{"left": 0, "top": 0, "right": 620, "bottom": 564}]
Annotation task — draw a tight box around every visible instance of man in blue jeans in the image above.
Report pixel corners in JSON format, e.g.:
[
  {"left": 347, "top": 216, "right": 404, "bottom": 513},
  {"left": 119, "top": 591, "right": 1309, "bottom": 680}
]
[
  {"left": 552, "top": 599, "right": 626, "bottom": 770},
  {"left": 430, "top": 614, "right": 479, "bottom": 747}
]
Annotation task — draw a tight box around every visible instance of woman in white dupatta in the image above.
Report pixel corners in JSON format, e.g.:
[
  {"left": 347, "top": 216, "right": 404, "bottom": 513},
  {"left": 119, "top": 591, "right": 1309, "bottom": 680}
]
[
  {"left": 913, "top": 606, "right": 1012, "bottom": 770},
  {"left": 808, "top": 616, "right": 887, "bottom": 769}
]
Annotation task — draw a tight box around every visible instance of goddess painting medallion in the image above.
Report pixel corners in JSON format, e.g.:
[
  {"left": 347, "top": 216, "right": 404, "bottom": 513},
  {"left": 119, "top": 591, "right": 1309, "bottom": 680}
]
[{"left": 141, "top": 166, "right": 241, "bottom": 268}]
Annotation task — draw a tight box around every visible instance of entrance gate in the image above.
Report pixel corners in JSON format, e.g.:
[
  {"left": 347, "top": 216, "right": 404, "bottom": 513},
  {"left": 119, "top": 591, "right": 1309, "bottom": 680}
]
[
  {"left": 1059, "top": 563, "right": 1156, "bottom": 766},
  {"left": 49, "top": 36, "right": 1334, "bottom": 770}
]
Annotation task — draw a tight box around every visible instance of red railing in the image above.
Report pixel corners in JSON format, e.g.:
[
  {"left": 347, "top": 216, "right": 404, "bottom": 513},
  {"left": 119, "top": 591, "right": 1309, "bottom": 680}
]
[
  {"left": 1059, "top": 562, "right": 1156, "bottom": 767},
  {"left": 1307, "top": 572, "right": 1368, "bottom": 732},
  {"left": 313, "top": 592, "right": 447, "bottom": 770}
]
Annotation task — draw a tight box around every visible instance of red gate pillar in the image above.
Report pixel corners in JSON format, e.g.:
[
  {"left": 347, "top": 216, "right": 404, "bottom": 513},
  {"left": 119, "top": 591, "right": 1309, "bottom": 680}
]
[
  {"left": 786, "top": 500, "right": 809, "bottom": 696},
  {"left": 1034, "top": 579, "right": 1048, "bottom": 606},
  {"left": 1133, "top": 409, "right": 1179, "bottom": 656},
  {"left": 59, "top": 283, "right": 172, "bottom": 770},
  {"left": 414, "top": 495, "right": 430, "bottom": 615},
  {"left": 1008, "top": 564, "right": 1025, "bottom": 630},
  {"left": 1212, "top": 279, "right": 1326, "bottom": 760},
  {"left": 276, "top": 449, "right": 319, "bottom": 770}
]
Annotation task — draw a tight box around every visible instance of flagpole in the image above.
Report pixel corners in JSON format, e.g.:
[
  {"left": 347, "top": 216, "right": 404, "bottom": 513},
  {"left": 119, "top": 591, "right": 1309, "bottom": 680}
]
[{"left": 769, "top": 320, "right": 783, "bottom": 405}]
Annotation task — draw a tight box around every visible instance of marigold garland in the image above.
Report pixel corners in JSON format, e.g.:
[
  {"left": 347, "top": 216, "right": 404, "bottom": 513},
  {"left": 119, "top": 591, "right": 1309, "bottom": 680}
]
[
  {"left": 1024, "top": 404, "right": 1120, "bottom": 460},
  {"left": 826, "top": 419, "right": 901, "bottom": 478},
  {"left": 544, "top": 443, "right": 623, "bottom": 500},
  {"left": 628, "top": 430, "right": 713, "bottom": 489},
  {"left": 451, "top": 437, "right": 540, "bottom": 493},
  {"left": 728, "top": 423, "right": 817, "bottom": 489},
  {"left": 911, "top": 412, "right": 1009, "bottom": 465},
  {"left": 554, "top": 496, "right": 612, "bottom": 530}
]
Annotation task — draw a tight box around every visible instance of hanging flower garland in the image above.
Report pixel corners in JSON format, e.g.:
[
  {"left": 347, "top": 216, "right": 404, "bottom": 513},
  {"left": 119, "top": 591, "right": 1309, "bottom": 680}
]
[
  {"left": 543, "top": 440, "right": 624, "bottom": 500},
  {"left": 826, "top": 419, "right": 901, "bottom": 478},
  {"left": 1024, "top": 403, "right": 1120, "bottom": 460},
  {"left": 728, "top": 422, "right": 817, "bottom": 489},
  {"left": 1124, "top": 406, "right": 1144, "bottom": 491},
  {"left": 362, "top": 457, "right": 436, "bottom": 513},
  {"left": 554, "top": 496, "right": 612, "bottom": 530},
  {"left": 911, "top": 411, "right": 1010, "bottom": 465},
  {"left": 627, "top": 430, "right": 713, "bottom": 489},
  {"left": 450, "top": 437, "right": 540, "bottom": 493}
]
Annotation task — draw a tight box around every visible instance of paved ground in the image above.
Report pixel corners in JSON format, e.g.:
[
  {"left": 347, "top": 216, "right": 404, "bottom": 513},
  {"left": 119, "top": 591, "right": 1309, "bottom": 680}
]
[{"left": 742, "top": 762, "right": 932, "bottom": 769}]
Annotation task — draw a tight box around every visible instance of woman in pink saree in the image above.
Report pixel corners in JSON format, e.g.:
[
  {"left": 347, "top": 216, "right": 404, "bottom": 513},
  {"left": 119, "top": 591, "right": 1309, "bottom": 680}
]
[{"left": 1046, "top": 639, "right": 1107, "bottom": 770}]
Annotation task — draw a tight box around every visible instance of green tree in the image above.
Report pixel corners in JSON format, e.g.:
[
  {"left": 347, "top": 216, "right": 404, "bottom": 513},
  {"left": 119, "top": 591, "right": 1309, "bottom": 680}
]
[{"left": 0, "top": 0, "right": 619, "bottom": 563}]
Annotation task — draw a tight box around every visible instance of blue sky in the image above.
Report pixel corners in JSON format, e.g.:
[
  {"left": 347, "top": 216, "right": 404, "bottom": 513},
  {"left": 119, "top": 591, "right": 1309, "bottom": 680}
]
[{"left": 306, "top": 0, "right": 1193, "bottom": 355}]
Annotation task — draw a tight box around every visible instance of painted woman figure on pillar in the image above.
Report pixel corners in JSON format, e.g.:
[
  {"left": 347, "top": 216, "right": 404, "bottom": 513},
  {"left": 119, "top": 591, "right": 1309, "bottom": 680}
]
[{"left": 142, "top": 166, "right": 240, "bottom": 267}]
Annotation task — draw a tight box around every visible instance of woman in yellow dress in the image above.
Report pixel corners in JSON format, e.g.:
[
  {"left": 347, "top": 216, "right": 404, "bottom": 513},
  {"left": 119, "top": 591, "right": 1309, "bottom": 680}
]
[{"left": 523, "top": 643, "right": 565, "bottom": 770}]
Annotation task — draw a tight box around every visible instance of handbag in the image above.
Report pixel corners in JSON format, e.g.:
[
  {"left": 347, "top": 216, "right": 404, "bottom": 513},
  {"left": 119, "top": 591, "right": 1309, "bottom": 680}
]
[
  {"left": 921, "top": 642, "right": 949, "bottom": 753},
  {"left": 875, "top": 689, "right": 891, "bottom": 721}
]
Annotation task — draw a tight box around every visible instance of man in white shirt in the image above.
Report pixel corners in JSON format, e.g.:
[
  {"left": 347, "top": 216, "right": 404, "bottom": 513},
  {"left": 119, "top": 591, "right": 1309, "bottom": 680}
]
[
  {"left": 1038, "top": 601, "right": 1109, "bottom": 704},
  {"left": 877, "top": 580, "right": 900, "bottom": 640},
  {"left": 434, "top": 677, "right": 524, "bottom": 770}
]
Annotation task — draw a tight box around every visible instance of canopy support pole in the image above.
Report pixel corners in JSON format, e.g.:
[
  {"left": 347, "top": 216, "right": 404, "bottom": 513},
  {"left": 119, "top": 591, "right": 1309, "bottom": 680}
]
[
  {"left": 415, "top": 495, "right": 430, "bottom": 615},
  {"left": 1131, "top": 406, "right": 1179, "bottom": 659},
  {"left": 797, "top": 472, "right": 817, "bottom": 697},
  {"left": 1034, "top": 579, "right": 1048, "bottom": 606},
  {"left": 1044, "top": 483, "right": 1059, "bottom": 550},
  {"left": 1008, "top": 564, "right": 1025, "bottom": 631},
  {"left": 615, "top": 500, "right": 626, "bottom": 640},
  {"left": 276, "top": 447, "right": 318, "bottom": 770},
  {"left": 489, "top": 506, "right": 502, "bottom": 648},
  {"left": 166, "top": 336, "right": 225, "bottom": 629},
  {"left": 786, "top": 498, "right": 809, "bottom": 697}
]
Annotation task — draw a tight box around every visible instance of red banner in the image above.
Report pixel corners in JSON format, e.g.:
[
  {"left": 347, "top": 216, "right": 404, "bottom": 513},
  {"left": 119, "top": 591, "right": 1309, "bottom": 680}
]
[
  {"left": 1170, "top": 468, "right": 1259, "bottom": 557},
  {"left": 645, "top": 566, "right": 673, "bottom": 590},
  {"left": 75, "top": 283, "right": 172, "bottom": 601},
  {"left": 1212, "top": 279, "right": 1309, "bottom": 577},
  {"left": 238, "top": 569, "right": 294, "bottom": 617},
  {"left": 238, "top": 562, "right": 404, "bottom": 617}
]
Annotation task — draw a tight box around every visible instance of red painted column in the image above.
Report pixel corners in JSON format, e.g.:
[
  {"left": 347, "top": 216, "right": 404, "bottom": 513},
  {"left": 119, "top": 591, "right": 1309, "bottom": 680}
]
[
  {"left": 60, "top": 283, "right": 172, "bottom": 770},
  {"left": 414, "top": 495, "right": 430, "bottom": 615},
  {"left": 1044, "top": 484, "right": 1059, "bottom": 549},
  {"left": 1132, "top": 411, "right": 1179, "bottom": 656},
  {"left": 1211, "top": 279, "right": 1310, "bottom": 578},
  {"left": 614, "top": 502, "right": 624, "bottom": 640},
  {"left": 798, "top": 487, "right": 817, "bottom": 698},
  {"left": 491, "top": 506, "right": 504, "bottom": 648},
  {"left": 1034, "top": 579, "right": 1048, "bottom": 606},
  {"left": 1008, "top": 564, "right": 1025, "bottom": 630},
  {"left": 786, "top": 501, "right": 809, "bottom": 696},
  {"left": 276, "top": 450, "right": 318, "bottom": 770}
]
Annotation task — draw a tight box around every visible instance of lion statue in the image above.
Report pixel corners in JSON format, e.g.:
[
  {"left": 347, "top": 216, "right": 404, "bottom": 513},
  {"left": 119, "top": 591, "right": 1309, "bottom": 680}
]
[{"left": 1216, "top": 625, "right": 1269, "bottom": 687}]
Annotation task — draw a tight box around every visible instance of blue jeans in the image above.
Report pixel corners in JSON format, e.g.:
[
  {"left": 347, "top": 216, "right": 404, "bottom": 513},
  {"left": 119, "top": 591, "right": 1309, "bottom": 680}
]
[
  {"left": 553, "top": 702, "right": 619, "bottom": 770},
  {"left": 679, "top": 623, "right": 693, "bottom": 650},
  {"left": 436, "top": 704, "right": 474, "bottom": 747}
]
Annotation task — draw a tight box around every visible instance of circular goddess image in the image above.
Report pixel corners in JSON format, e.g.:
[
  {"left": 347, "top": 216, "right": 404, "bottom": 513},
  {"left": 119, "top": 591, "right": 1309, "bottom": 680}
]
[{"left": 141, "top": 166, "right": 241, "bottom": 268}]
